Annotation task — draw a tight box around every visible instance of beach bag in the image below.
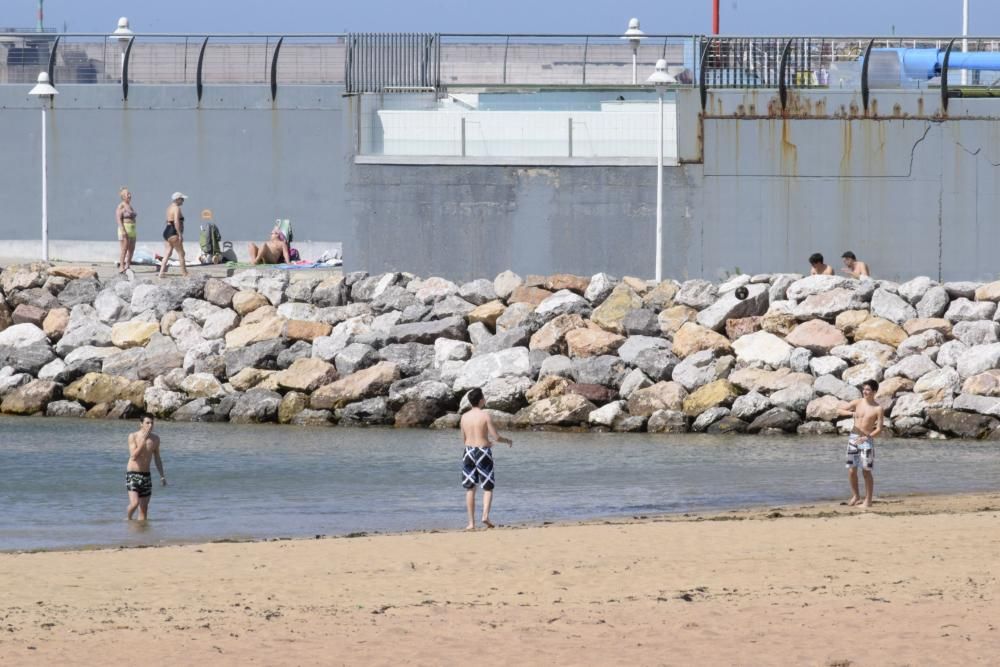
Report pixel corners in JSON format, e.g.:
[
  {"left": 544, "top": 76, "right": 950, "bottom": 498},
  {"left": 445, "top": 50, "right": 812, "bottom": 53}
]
[{"left": 199, "top": 223, "right": 223, "bottom": 264}]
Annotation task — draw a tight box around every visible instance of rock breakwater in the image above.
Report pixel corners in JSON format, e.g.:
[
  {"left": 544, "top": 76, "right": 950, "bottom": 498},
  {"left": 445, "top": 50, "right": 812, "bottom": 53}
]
[{"left": 3, "top": 263, "right": 1000, "bottom": 439}]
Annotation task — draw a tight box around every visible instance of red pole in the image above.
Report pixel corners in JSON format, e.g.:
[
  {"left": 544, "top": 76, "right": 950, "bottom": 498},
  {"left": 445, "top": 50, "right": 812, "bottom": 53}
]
[{"left": 712, "top": 0, "right": 720, "bottom": 34}]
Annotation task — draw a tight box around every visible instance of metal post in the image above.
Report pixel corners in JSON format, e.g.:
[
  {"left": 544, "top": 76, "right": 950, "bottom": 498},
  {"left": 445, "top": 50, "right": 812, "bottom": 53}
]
[
  {"left": 41, "top": 104, "right": 48, "bottom": 262},
  {"left": 655, "top": 89, "right": 663, "bottom": 283},
  {"left": 568, "top": 117, "right": 573, "bottom": 157},
  {"left": 460, "top": 116, "right": 466, "bottom": 157},
  {"left": 632, "top": 47, "right": 637, "bottom": 85},
  {"left": 962, "top": 0, "right": 969, "bottom": 86}
]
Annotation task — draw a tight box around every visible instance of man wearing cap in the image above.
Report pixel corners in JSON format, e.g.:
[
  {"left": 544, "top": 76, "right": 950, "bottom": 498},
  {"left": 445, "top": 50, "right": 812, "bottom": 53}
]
[{"left": 159, "top": 192, "right": 189, "bottom": 278}]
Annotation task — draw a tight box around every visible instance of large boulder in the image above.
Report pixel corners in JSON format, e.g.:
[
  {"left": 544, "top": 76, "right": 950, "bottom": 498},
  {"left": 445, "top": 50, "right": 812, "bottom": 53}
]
[
  {"left": 682, "top": 379, "right": 739, "bottom": 417},
  {"left": 111, "top": 321, "right": 159, "bottom": 349},
  {"left": 871, "top": 288, "right": 917, "bottom": 325},
  {"left": 493, "top": 271, "right": 524, "bottom": 301},
  {"left": 956, "top": 343, "right": 1000, "bottom": 379},
  {"left": 952, "top": 393, "right": 1000, "bottom": 418},
  {"left": 483, "top": 375, "right": 533, "bottom": 412},
  {"left": 514, "top": 393, "right": 595, "bottom": 427},
  {"left": 793, "top": 288, "right": 868, "bottom": 320},
  {"left": 312, "top": 275, "right": 349, "bottom": 308},
  {"left": 337, "top": 397, "right": 394, "bottom": 426},
  {"left": 534, "top": 290, "right": 592, "bottom": 323},
  {"left": 565, "top": 327, "right": 625, "bottom": 358},
  {"left": 898, "top": 276, "right": 936, "bottom": 305},
  {"left": 394, "top": 400, "right": 446, "bottom": 428},
  {"left": 769, "top": 383, "right": 815, "bottom": 413},
  {"left": 11, "top": 304, "right": 46, "bottom": 328},
  {"left": 915, "top": 286, "right": 950, "bottom": 319},
  {"left": 65, "top": 372, "right": 148, "bottom": 408},
  {"left": 672, "top": 349, "right": 730, "bottom": 391},
  {"left": 674, "top": 280, "right": 717, "bottom": 310},
  {"left": 747, "top": 407, "right": 802, "bottom": 433},
  {"left": 885, "top": 355, "right": 938, "bottom": 382},
  {"left": 311, "top": 362, "right": 401, "bottom": 410},
  {"left": 945, "top": 298, "right": 996, "bottom": 322},
  {"left": 224, "top": 338, "right": 284, "bottom": 378},
  {"left": 274, "top": 357, "right": 339, "bottom": 392},
  {"left": 642, "top": 281, "right": 679, "bottom": 311},
  {"left": 658, "top": 305, "right": 698, "bottom": 336},
  {"left": 529, "top": 314, "right": 586, "bottom": 355},
  {"left": 671, "top": 322, "right": 733, "bottom": 358},
  {"left": 590, "top": 284, "right": 642, "bottom": 334},
  {"left": 224, "top": 315, "right": 286, "bottom": 349},
  {"left": 378, "top": 343, "right": 435, "bottom": 377},
  {"left": 627, "top": 381, "right": 687, "bottom": 417},
  {"left": 695, "top": 284, "right": 769, "bottom": 332},
  {"left": 229, "top": 389, "right": 282, "bottom": 424},
  {"left": 616, "top": 335, "right": 669, "bottom": 365},
  {"left": 143, "top": 387, "right": 187, "bottom": 417},
  {"left": 1, "top": 262, "right": 47, "bottom": 293},
  {"left": 952, "top": 321, "right": 999, "bottom": 347},
  {"left": 467, "top": 300, "right": 506, "bottom": 330},
  {"left": 570, "top": 355, "right": 629, "bottom": 387},
  {"left": 453, "top": 348, "right": 531, "bottom": 392},
  {"left": 732, "top": 331, "right": 792, "bottom": 367},
  {"left": 0, "top": 379, "right": 60, "bottom": 415},
  {"left": 0, "top": 322, "right": 48, "bottom": 348},
  {"left": 786, "top": 275, "right": 851, "bottom": 300},
  {"left": 731, "top": 391, "right": 772, "bottom": 421},
  {"left": 784, "top": 320, "right": 847, "bottom": 355},
  {"left": 926, "top": 408, "right": 998, "bottom": 439},
  {"left": 459, "top": 279, "right": 497, "bottom": 306},
  {"left": 646, "top": 409, "right": 688, "bottom": 433},
  {"left": 387, "top": 316, "right": 468, "bottom": 345},
  {"left": 474, "top": 326, "right": 532, "bottom": 356}
]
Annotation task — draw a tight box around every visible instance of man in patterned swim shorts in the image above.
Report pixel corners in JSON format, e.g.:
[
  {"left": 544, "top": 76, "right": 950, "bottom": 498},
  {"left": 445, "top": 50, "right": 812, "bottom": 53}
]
[
  {"left": 460, "top": 388, "right": 513, "bottom": 530},
  {"left": 837, "top": 379, "right": 884, "bottom": 508},
  {"left": 126, "top": 414, "right": 167, "bottom": 520}
]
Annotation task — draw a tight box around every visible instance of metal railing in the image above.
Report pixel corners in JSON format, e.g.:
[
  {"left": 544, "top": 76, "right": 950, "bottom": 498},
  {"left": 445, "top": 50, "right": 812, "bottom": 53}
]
[{"left": 4, "top": 31, "right": 1000, "bottom": 101}]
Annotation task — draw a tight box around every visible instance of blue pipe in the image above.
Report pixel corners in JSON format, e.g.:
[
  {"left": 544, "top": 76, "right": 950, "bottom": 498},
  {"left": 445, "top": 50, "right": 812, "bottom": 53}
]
[{"left": 874, "top": 47, "right": 1000, "bottom": 81}]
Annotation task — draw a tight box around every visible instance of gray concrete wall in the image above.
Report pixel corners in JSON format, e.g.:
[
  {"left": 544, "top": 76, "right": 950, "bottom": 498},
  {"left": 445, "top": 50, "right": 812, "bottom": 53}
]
[
  {"left": 0, "top": 84, "right": 352, "bottom": 251},
  {"left": 2, "top": 83, "right": 1000, "bottom": 282}
]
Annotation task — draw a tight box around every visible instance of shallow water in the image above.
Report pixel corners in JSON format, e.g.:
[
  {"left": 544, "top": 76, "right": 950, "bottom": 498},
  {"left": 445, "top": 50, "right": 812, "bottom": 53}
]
[{"left": 2, "top": 416, "right": 999, "bottom": 551}]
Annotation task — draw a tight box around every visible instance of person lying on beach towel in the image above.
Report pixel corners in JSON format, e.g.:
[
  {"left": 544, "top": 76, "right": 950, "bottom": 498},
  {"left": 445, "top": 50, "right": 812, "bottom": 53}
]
[{"left": 248, "top": 229, "right": 291, "bottom": 265}]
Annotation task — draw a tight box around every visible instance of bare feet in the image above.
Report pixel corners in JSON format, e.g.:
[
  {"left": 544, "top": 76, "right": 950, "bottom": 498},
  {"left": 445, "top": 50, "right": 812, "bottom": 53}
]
[
  {"left": 464, "top": 523, "right": 475, "bottom": 531},
  {"left": 861, "top": 500, "right": 872, "bottom": 509},
  {"left": 846, "top": 496, "right": 860, "bottom": 506},
  {"left": 482, "top": 519, "right": 495, "bottom": 529}
]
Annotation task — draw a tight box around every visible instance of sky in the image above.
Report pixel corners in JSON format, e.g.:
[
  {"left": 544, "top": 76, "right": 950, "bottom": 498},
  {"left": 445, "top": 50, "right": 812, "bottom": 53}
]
[{"left": 1, "top": 0, "right": 998, "bottom": 36}]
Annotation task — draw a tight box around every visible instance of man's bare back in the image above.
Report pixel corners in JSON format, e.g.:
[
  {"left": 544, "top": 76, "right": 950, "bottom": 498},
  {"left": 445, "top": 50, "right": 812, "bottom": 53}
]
[{"left": 461, "top": 407, "right": 498, "bottom": 447}]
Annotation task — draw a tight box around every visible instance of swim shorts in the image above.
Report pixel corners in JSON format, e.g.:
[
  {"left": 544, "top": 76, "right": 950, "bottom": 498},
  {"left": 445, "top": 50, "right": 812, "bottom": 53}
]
[
  {"left": 462, "top": 446, "right": 495, "bottom": 491},
  {"left": 118, "top": 221, "right": 137, "bottom": 241},
  {"left": 846, "top": 434, "right": 875, "bottom": 471},
  {"left": 125, "top": 471, "right": 153, "bottom": 498}
]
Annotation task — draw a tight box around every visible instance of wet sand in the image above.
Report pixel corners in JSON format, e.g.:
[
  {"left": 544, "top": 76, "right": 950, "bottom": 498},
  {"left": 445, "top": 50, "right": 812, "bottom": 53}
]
[{"left": 2, "top": 492, "right": 999, "bottom": 666}]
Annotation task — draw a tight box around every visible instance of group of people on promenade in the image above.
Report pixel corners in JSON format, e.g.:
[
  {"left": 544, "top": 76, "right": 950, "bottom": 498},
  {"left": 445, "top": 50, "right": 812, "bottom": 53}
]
[
  {"left": 808, "top": 251, "right": 871, "bottom": 279},
  {"left": 114, "top": 189, "right": 293, "bottom": 277}
]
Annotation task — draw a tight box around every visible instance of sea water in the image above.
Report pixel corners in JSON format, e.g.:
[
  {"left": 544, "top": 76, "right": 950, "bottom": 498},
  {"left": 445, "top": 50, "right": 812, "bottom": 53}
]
[{"left": 1, "top": 416, "right": 999, "bottom": 551}]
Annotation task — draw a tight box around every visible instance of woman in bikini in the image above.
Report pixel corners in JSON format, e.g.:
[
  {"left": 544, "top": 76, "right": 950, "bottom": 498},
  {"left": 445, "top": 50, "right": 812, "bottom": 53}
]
[
  {"left": 159, "top": 192, "right": 189, "bottom": 278},
  {"left": 115, "top": 187, "right": 137, "bottom": 274}
]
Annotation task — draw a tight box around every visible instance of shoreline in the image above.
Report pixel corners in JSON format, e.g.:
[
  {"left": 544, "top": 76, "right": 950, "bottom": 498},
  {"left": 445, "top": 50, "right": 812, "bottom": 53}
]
[
  {"left": 2, "top": 490, "right": 998, "bottom": 665},
  {"left": 3, "top": 487, "right": 994, "bottom": 557}
]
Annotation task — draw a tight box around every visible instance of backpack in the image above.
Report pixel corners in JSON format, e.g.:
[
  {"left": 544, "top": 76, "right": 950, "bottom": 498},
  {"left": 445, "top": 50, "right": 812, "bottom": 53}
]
[{"left": 199, "top": 223, "right": 223, "bottom": 264}]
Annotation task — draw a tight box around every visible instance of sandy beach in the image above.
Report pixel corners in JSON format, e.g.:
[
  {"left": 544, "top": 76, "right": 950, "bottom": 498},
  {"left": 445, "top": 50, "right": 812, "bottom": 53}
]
[{"left": 2, "top": 492, "right": 998, "bottom": 666}]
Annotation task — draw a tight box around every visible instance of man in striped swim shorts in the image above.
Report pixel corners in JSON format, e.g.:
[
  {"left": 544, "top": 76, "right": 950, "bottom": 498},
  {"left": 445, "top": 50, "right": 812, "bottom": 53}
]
[{"left": 459, "top": 387, "right": 513, "bottom": 530}]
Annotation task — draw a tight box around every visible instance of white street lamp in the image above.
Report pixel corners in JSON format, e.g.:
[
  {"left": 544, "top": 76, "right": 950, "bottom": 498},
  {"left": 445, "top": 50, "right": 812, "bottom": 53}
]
[
  {"left": 28, "top": 71, "right": 58, "bottom": 263},
  {"left": 622, "top": 18, "right": 646, "bottom": 85},
  {"left": 647, "top": 59, "right": 675, "bottom": 283},
  {"left": 112, "top": 16, "right": 133, "bottom": 80},
  {"left": 961, "top": 0, "right": 969, "bottom": 86}
]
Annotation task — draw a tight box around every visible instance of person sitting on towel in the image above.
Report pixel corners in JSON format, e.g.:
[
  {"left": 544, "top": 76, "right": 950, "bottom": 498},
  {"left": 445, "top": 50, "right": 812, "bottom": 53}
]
[{"left": 248, "top": 228, "right": 291, "bottom": 265}]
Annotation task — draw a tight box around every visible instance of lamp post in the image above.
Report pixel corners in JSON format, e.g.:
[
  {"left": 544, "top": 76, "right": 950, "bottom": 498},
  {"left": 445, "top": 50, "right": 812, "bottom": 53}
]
[
  {"left": 28, "top": 72, "right": 58, "bottom": 262},
  {"left": 961, "top": 0, "right": 969, "bottom": 86},
  {"left": 112, "top": 16, "right": 133, "bottom": 81},
  {"left": 647, "top": 59, "right": 675, "bottom": 283},
  {"left": 622, "top": 18, "right": 645, "bottom": 85}
]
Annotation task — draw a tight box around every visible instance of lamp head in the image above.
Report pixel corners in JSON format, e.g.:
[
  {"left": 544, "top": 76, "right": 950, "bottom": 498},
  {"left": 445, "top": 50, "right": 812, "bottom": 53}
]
[
  {"left": 113, "top": 16, "right": 133, "bottom": 40},
  {"left": 646, "top": 58, "right": 676, "bottom": 87},
  {"left": 28, "top": 71, "right": 58, "bottom": 98},
  {"left": 622, "top": 17, "right": 646, "bottom": 47}
]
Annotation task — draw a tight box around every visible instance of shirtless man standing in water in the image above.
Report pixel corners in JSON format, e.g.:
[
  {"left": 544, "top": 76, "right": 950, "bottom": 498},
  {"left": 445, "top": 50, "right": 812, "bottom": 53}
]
[
  {"left": 460, "top": 388, "right": 513, "bottom": 530},
  {"left": 126, "top": 414, "right": 167, "bottom": 520},
  {"left": 837, "top": 380, "right": 883, "bottom": 508}
]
